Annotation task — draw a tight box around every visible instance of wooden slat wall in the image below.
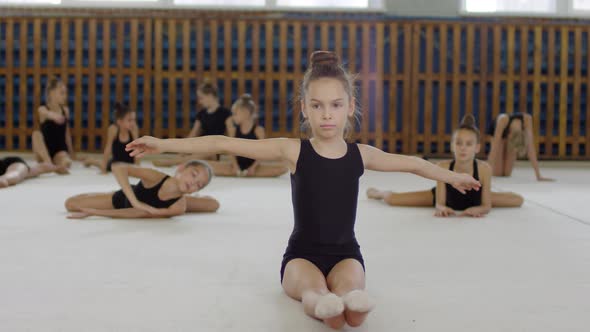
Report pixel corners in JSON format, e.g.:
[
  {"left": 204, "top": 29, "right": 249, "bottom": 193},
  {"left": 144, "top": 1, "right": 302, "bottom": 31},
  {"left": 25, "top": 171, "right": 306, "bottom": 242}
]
[{"left": 0, "top": 16, "right": 588, "bottom": 160}]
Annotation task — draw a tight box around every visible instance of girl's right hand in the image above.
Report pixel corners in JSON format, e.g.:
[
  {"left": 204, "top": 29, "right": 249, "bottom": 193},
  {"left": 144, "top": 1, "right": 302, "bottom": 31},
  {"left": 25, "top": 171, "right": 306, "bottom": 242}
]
[
  {"left": 435, "top": 206, "right": 455, "bottom": 217},
  {"left": 126, "top": 136, "right": 163, "bottom": 158}
]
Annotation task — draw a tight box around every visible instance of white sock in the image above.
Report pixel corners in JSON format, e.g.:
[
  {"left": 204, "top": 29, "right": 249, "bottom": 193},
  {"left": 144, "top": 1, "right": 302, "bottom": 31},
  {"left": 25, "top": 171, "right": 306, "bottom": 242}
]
[
  {"left": 314, "top": 293, "right": 345, "bottom": 319},
  {"left": 342, "top": 290, "right": 375, "bottom": 313}
]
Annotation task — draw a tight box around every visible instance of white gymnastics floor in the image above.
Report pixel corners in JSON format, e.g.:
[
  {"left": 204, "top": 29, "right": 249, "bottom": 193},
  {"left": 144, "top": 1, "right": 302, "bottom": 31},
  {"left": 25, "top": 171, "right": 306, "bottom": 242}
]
[{"left": 1, "top": 155, "right": 590, "bottom": 332}]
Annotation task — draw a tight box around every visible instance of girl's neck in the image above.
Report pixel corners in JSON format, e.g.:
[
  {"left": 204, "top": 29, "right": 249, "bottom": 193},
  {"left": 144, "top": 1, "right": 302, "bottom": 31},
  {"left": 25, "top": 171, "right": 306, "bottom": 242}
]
[
  {"left": 207, "top": 101, "right": 220, "bottom": 113},
  {"left": 309, "top": 136, "right": 347, "bottom": 158},
  {"left": 161, "top": 177, "right": 183, "bottom": 199},
  {"left": 454, "top": 158, "right": 475, "bottom": 172},
  {"left": 47, "top": 100, "right": 61, "bottom": 111},
  {"left": 117, "top": 125, "right": 130, "bottom": 135}
]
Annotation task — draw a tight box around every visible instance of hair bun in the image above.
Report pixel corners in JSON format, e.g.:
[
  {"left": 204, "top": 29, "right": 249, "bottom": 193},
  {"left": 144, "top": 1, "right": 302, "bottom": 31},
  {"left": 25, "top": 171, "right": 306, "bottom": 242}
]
[
  {"left": 310, "top": 51, "right": 340, "bottom": 67},
  {"left": 461, "top": 114, "right": 476, "bottom": 127},
  {"left": 240, "top": 93, "right": 253, "bottom": 101}
]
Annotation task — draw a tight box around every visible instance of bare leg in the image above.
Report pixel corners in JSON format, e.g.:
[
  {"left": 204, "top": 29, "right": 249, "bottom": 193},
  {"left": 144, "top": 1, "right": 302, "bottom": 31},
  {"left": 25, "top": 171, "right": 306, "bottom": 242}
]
[
  {"left": 327, "top": 259, "right": 372, "bottom": 328},
  {"left": 250, "top": 164, "right": 288, "bottom": 178},
  {"left": 185, "top": 195, "right": 220, "bottom": 213},
  {"left": 282, "top": 259, "right": 346, "bottom": 330},
  {"left": 502, "top": 148, "right": 518, "bottom": 177},
  {"left": 367, "top": 188, "right": 433, "bottom": 207},
  {"left": 53, "top": 151, "right": 72, "bottom": 174},
  {"left": 26, "top": 162, "right": 66, "bottom": 178},
  {"left": 206, "top": 160, "right": 238, "bottom": 177},
  {"left": 32, "top": 130, "right": 53, "bottom": 164},
  {"left": 0, "top": 163, "right": 29, "bottom": 187},
  {"left": 65, "top": 192, "right": 115, "bottom": 212},
  {"left": 82, "top": 158, "right": 104, "bottom": 169},
  {"left": 491, "top": 191, "right": 524, "bottom": 207}
]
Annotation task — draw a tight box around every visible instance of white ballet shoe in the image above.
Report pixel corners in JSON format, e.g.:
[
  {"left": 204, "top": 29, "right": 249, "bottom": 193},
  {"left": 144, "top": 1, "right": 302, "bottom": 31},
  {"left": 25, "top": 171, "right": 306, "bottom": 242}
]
[
  {"left": 342, "top": 290, "right": 375, "bottom": 313},
  {"left": 314, "top": 293, "right": 345, "bottom": 319}
]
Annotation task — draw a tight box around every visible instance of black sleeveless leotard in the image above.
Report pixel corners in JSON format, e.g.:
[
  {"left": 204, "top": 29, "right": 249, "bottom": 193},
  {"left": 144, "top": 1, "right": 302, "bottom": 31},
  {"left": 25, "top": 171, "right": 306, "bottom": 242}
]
[
  {"left": 111, "top": 175, "right": 181, "bottom": 209},
  {"left": 280, "top": 140, "right": 366, "bottom": 282},
  {"left": 431, "top": 159, "right": 482, "bottom": 211}
]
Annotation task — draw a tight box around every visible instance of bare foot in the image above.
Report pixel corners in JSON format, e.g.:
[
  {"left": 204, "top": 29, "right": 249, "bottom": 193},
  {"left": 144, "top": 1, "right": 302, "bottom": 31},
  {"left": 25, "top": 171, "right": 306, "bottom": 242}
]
[
  {"left": 0, "top": 178, "right": 9, "bottom": 188},
  {"left": 366, "top": 187, "right": 385, "bottom": 200},
  {"left": 315, "top": 293, "right": 345, "bottom": 329},
  {"left": 342, "top": 290, "right": 374, "bottom": 327},
  {"left": 55, "top": 165, "right": 70, "bottom": 175}
]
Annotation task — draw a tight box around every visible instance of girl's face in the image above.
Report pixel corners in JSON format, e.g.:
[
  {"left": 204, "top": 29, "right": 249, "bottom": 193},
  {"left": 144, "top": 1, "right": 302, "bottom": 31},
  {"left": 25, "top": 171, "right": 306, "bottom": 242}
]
[
  {"left": 231, "top": 106, "right": 251, "bottom": 125},
  {"left": 49, "top": 83, "right": 67, "bottom": 106},
  {"left": 452, "top": 129, "right": 480, "bottom": 162},
  {"left": 301, "top": 78, "right": 354, "bottom": 140},
  {"left": 116, "top": 111, "right": 137, "bottom": 132},
  {"left": 175, "top": 165, "right": 209, "bottom": 194},
  {"left": 197, "top": 91, "right": 217, "bottom": 109}
]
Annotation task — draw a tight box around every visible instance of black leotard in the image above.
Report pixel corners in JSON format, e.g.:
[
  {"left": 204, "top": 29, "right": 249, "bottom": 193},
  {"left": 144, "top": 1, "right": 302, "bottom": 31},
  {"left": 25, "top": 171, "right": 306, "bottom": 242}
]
[
  {"left": 280, "top": 140, "right": 365, "bottom": 282},
  {"left": 431, "top": 159, "right": 482, "bottom": 211},
  {"left": 40, "top": 105, "right": 68, "bottom": 159},
  {"left": 234, "top": 124, "right": 258, "bottom": 171},
  {"left": 111, "top": 175, "right": 181, "bottom": 209},
  {"left": 107, "top": 127, "right": 136, "bottom": 171}
]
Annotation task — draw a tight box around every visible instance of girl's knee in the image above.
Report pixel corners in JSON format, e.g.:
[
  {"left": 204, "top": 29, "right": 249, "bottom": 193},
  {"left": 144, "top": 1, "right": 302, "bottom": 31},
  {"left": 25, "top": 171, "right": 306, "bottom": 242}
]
[
  {"left": 64, "top": 197, "right": 79, "bottom": 212},
  {"left": 513, "top": 193, "right": 524, "bottom": 207}
]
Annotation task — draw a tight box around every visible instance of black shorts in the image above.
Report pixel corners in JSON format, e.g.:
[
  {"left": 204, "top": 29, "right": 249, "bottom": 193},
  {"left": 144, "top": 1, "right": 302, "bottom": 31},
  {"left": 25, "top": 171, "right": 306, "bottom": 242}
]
[
  {"left": 0, "top": 157, "right": 29, "bottom": 176},
  {"left": 236, "top": 156, "right": 255, "bottom": 171},
  {"left": 280, "top": 246, "right": 365, "bottom": 283},
  {"left": 111, "top": 190, "right": 131, "bottom": 209}
]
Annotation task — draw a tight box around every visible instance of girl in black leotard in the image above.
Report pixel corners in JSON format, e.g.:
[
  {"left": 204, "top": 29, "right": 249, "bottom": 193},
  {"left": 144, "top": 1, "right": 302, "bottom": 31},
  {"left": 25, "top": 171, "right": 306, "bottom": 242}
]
[
  {"left": 205, "top": 94, "right": 287, "bottom": 177},
  {"left": 0, "top": 156, "right": 64, "bottom": 188},
  {"left": 65, "top": 161, "right": 219, "bottom": 219},
  {"left": 126, "top": 51, "right": 481, "bottom": 329},
  {"left": 32, "top": 77, "right": 74, "bottom": 174},
  {"left": 487, "top": 112, "right": 554, "bottom": 181},
  {"left": 368, "top": 115, "right": 524, "bottom": 216},
  {"left": 152, "top": 80, "right": 231, "bottom": 167},
  {"left": 83, "top": 102, "right": 138, "bottom": 173}
]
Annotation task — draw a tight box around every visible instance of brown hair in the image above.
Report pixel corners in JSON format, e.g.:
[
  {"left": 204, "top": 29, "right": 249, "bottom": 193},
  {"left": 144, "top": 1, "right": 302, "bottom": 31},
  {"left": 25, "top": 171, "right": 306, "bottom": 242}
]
[
  {"left": 45, "top": 76, "right": 64, "bottom": 104},
  {"left": 299, "top": 51, "right": 359, "bottom": 140},
  {"left": 232, "top": 94, "right": 257, "bottom": 119},
  {"left": 114, "top": 102, "right": 132, "bottom": 120},
  {"left": 454, "top": 114, "right": 480, "bottom": 141},
  {"left": 198, "top": 80, "right": 218, "bottom": 97}
]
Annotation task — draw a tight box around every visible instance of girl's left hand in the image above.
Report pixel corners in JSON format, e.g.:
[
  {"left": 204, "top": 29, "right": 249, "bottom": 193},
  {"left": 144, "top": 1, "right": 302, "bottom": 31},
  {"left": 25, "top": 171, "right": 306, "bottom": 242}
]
[{"left": 451, "top": 173, "right": 481, "bottom": 194}]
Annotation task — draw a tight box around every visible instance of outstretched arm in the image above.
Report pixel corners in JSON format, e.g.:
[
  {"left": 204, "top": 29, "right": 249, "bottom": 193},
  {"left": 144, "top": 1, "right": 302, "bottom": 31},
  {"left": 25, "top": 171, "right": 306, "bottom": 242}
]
[
  {"left": 523, "top": 114, "right": 553, "bottom": 181},
  {"left": 127, "top": 135, "right": 298, "bottom": 170},
  {"left": 359, "top": 144, "right": 480, "bottom": 194}
]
